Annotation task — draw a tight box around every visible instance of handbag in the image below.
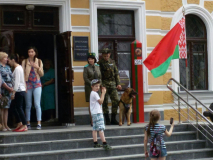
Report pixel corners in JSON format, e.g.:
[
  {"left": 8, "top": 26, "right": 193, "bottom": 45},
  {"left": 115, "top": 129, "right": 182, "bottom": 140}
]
[{"left": 0, "top": 95, "right": 9, "bottom": 109}]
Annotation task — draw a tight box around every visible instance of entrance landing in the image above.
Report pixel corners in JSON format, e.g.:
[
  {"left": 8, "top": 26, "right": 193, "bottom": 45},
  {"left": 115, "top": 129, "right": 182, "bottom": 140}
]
[{"left": 0, "top": 121, "right": 175, "bottom": 136}]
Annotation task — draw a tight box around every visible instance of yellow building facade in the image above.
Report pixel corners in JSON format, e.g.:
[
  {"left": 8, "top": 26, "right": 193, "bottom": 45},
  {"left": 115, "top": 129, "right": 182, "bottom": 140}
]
[{"left": 71, "top": 0, "right": 213, "bottom": 123}]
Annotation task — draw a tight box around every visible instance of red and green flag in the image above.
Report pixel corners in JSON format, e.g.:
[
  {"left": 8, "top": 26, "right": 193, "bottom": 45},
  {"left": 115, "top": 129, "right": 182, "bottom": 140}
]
[{"left": 143, "top": 17, "right": 187, "bottom": 78}]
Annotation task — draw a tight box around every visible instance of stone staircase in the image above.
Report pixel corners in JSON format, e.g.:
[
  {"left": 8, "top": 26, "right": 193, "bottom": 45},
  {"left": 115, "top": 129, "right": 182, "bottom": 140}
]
[{"left": 0, "top": 123, "right": 212, "bottom": 160}]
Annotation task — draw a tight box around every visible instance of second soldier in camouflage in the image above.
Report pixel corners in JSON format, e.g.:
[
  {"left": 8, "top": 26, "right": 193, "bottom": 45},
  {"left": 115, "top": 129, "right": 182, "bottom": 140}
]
[{"left": 98, "top": 48, "right": 122, "bottom": 125}]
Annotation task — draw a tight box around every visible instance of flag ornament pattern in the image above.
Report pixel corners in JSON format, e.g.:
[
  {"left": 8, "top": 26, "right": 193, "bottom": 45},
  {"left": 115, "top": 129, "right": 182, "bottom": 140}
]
[
  {"left": 143, "top": 17, "right": 187, "bottom": 78},
  {"left": 178, "top": 18, "right": 187, "bottom": 59}
]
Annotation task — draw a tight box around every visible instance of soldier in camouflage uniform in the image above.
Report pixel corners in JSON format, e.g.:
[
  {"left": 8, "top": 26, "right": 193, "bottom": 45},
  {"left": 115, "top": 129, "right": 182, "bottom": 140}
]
[
  {"left": 98, "top": 48, "right": 122, "bottom": 125},
  {"left": 83, "top": 53, "right": 101, "bottom": 126}
]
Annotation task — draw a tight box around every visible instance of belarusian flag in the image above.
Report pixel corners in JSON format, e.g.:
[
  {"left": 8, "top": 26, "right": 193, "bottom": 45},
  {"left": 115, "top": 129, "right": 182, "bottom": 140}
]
[{"left": 144, "top": 17, "right": 187, "bottom": 78}]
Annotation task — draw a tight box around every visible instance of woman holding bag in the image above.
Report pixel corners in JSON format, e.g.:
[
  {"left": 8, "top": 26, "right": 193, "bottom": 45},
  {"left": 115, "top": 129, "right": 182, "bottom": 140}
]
[{"left": 22, "top": 47, "right": 44, "bottom": 130}]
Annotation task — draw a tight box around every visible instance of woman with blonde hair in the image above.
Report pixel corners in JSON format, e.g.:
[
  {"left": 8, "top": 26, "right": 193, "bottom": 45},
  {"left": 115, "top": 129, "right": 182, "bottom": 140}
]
[
  {"left": 22, "top": 47, "right": 44, "bottom": 130},
  {"left": 0, "top": 52, "right": 13, "bottom": 131}
]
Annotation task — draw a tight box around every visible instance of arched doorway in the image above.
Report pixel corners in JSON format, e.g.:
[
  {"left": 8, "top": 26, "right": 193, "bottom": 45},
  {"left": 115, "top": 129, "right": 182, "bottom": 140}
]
[{"left": 180, "top": 14, "right": 208, "bottom": 90}]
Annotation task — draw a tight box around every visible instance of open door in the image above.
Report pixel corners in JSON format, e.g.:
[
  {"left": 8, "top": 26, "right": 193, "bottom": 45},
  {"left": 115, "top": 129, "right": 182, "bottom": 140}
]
[
  {"left": 0, "top": 31, "right": 14, "bottom": 54},
  {"left": 56, "top": 31, "right": 74, "bottom": 124}
]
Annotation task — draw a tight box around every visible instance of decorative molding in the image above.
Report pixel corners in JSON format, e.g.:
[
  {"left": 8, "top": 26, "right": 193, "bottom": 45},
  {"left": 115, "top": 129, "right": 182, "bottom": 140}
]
[
  {"left": 199, "top": 0, "right": 204, "bottom": 7},
  {"left": 146, "top": 29, "right": 169, "bottom": 36},
  {"left": 71, "top": 8, "right": 90, "bottom": 15},
  {"left": 70, "top": 8, "right": 176, "bottom": 17},
  {"left": 0, "top": 0, "right": 71, "bottom": 33},
  {"left": 90, "top": 0, "right": 148, "bottom": 92},
  {"left": 147, "top": 47, "right": 154, "bottom": 53},
  {"left": 73, "top": 86, "right": 84, "bottom": 92},
  {"left": 73, "top": 66, "right": 84, "bottom": 72},
  {"left": 148, "top": 85, "right": 170, "bottom": 91},
  {"left": 171, "top": 4, "right": 213, "bottom": 92},
  {"left": 71, "top": 26, "right": 90, "bottom": 32},
  {"left": 72, "top": 27, "right": 169, "bottom": 35},
  {"left": 146, "top": 10, "right": 175, "bottom": 17},
  {"left": 182, "top": 0, "right": 187, "bottom": 5}
]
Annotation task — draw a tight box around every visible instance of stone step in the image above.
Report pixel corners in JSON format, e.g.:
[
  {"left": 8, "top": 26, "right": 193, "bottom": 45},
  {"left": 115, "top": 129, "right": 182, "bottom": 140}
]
[
  {"left": 0, "top": 131, "right": 197, "bottom": 154},
  {"left": 0, "top": 124, "right": 193, "bottom": 144},
  {"left": 79, "top": 148, "right": 213, "bottom": 160},
  {"left": 0, "top": 140, "right": 206, "bottom": 160}
]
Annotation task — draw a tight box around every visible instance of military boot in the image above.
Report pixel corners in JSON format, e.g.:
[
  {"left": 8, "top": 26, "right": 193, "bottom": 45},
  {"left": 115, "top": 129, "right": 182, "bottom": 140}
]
[
  {"left": 111, "top": 114, "right": 119, "bottom": 125},
  {"left": 104, "top": 114, "right": 111, "bottom": 125}
]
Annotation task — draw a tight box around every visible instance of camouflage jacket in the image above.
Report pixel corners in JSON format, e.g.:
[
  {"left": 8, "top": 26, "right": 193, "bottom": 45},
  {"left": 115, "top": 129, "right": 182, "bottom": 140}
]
[
  {"left": 98, "top": 58, "right": 120, "bottom": 88},
  {"left": 83, "top": 63, "right": 101, "bottom": 86}
]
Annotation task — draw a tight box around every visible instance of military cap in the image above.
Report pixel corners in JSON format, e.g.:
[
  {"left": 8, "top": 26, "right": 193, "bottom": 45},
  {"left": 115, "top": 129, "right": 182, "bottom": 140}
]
[
  {"left": 102, "top": 48, "right": 111, "bottom": 54},
  {"left": 87, "top": 52, "right": 97, "bottom": 63}
]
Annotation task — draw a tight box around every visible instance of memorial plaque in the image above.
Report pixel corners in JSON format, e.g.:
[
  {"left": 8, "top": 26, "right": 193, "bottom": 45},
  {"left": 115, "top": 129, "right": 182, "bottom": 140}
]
[{"left": 73, "top": 36, "right": 88, "bottom": 61}]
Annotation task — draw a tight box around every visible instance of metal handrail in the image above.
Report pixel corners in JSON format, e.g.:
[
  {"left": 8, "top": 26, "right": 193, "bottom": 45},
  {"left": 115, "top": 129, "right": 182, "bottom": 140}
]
[{"left": 167, "top": 78, "right": 213, "bottom": 127}]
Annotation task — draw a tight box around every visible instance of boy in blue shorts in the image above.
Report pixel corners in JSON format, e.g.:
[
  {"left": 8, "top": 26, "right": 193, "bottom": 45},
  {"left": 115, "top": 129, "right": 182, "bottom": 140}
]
[{"left": 90, "top": 79, "right": 112, "bottom": 150}]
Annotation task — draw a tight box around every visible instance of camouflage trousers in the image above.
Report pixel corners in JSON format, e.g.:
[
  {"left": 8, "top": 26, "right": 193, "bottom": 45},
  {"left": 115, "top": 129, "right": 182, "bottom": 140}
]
[{"left": 103, "top": 88, "right": 119, "bottom": 114}]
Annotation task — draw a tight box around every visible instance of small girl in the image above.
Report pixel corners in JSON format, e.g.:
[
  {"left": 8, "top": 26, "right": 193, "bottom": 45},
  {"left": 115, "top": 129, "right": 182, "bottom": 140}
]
[{"left": 144, "top": 110, "right": 174, "bottom": 160}]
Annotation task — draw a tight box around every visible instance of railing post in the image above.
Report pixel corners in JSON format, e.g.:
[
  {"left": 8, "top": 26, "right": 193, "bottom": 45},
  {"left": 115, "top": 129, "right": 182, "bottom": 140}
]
[
  {"left": 178, "top": 87, "right": 181, "bottom": 124},
  {"left": 195, "top": 101, "right": 199, "bottom": 140}
]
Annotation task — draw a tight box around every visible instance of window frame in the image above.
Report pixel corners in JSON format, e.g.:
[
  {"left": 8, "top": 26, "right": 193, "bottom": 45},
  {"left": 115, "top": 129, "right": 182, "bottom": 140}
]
[{"left": 185, "top": 14, "right": 208, "bottom": 90}]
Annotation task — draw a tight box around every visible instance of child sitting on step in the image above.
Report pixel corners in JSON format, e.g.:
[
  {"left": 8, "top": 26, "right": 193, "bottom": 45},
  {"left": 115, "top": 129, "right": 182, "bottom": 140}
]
[
  {"left": 90, "top": 79, "right": 112, "bottom": 150},
  {"left": 144, "top": 109, "right": 174, "bottom": 160}
]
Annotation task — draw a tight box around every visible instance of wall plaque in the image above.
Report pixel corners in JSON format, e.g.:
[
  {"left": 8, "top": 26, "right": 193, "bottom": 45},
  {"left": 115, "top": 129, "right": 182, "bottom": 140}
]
[{"left": 73, "top": 36, "right": 88, "bottom": 61}]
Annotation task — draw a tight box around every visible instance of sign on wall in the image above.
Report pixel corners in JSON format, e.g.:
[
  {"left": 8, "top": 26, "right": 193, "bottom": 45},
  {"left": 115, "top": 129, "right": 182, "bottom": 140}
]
[
  {"left": 119, "top": 70, "right": 130, "bottom": 89},
  {"left": 73, "top": 36, "right": 88, "bottom": 61}
]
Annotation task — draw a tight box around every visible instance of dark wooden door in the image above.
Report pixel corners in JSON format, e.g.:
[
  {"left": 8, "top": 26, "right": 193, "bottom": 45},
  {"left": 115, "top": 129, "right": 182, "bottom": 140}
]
[
  {"left": 56, "top": 31, "right": 74, "bottom": 124},
  {"left": 0, "top": 30, "right": 14, "bottom": 55}
]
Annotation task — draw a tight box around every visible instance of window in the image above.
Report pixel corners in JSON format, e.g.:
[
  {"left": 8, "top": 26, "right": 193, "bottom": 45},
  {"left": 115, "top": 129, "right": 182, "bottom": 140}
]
[
  {"left": 3, "top": 11, "right": 25, "bottom": 25},
  {"left": 34, "top": 12, "right": 54, "bottom": 26},
  {"left": 98, "top": 10, "right": 135, "bottom": 89},
  {"left": 179, "top": 15, "right": 208, "bottom": 90}
]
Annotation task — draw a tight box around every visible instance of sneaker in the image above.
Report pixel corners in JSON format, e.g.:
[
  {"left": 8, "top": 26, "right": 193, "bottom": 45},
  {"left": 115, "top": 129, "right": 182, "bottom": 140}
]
[
  {"left": 94, "top": 143, "right": 102, "bottom": 148},
  {"left": 27, "top": 124, "right": 31, "bottom": 130},
  {"left": 103, "top": 144, "right": 112, "bottom": 150},
  {"left": 36, "top": 125, "right": 41, "bottom": 130}
]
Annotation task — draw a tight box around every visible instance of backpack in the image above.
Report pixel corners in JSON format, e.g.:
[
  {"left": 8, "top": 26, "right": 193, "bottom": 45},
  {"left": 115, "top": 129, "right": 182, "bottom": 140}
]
[{"left": 150, "top": 126, "right": 161, "bottom": 156}]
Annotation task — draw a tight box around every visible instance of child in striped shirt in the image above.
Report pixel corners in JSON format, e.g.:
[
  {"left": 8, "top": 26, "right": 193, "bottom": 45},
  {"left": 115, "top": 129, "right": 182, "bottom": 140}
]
[{"left": 144, "top": 109, "right": 174, "bottom": 160}]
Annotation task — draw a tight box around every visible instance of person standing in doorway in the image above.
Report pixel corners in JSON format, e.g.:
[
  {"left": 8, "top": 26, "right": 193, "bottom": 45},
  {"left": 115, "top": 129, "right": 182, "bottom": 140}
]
[
  {"left": 0, "top": 52, "right": 14, "bottom": 131},
  {"left": 83, "top": 53, "right": 101, "bottom": 126},
  {"left": 22, "top": 47, "right": 44, "bottom": 130},
  {"left": 41, "top": 59, "right": 55, "bottom": 122},
  {"left": 8, "top": 54, "right": 27, "bottom": 132},
  {"left": 98, "top": 48, "right": 122, "bottom": 125}
]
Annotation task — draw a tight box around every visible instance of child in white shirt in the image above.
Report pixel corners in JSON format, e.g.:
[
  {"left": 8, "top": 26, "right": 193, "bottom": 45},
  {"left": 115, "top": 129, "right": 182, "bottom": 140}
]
[{"left": 90, "top": 79, "right": 112, "bottom": 150}]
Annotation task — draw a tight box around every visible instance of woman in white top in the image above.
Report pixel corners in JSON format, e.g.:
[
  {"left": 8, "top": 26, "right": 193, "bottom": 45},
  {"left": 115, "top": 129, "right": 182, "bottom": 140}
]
[{"left": 8, "top": 54, "right": 27, "bottom": 132}]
